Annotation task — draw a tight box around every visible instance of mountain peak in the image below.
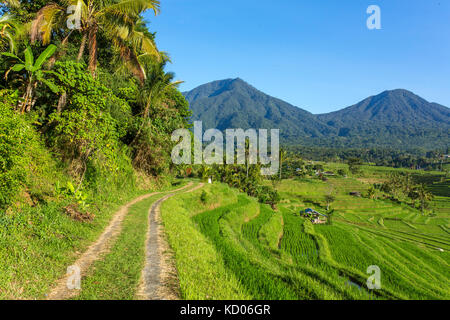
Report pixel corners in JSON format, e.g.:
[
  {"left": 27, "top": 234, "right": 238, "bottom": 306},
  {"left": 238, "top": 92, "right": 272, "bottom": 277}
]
[
  {"left": 184, "top": 79, "right": 449, "bottom": 149},
  {"left": 382, "top": 88, "right": 414, "bottom": 95},
  {"left": 184, "top": 78, "right": 331, "bottom": 139},
  {"left": 376, "top": 89, "right": 422, "bottom": 100},
  {"left": 319, "top": 88, "right": 449, "bottom": 127}
]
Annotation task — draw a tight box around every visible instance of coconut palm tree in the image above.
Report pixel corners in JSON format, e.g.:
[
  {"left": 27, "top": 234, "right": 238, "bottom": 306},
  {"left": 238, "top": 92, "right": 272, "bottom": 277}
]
[
  {"left": 136, "top": 61, "right": 182, "bottom": 119},
  {"left": 409, "top": 184, "right": 434, "bottom": 215},
  {"left": 130, "top": 61, "right": 182, "bottom": 144},
  {"left": 30, "top": 0, "right": 161, "bottom": 78}
]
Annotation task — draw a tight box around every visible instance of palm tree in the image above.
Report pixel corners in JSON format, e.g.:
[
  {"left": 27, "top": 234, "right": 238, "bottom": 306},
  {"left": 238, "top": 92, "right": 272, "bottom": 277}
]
[
  {"left": 325, "top": 186, "right": 335, "bottom": 211},
  {"left": 31, "top": 0, "right": 161, "bottom": 78},
  {"left": 409, "top": 184, "right": 434, "bottom": 215},
  {"left": 367, "top": 185, "right": 376, "bottom": 199},
  {"left": 130, "top": 61, "right": 182, "bottom": 145},
  {"left": 279, "top": 148, "right": 287, "bottom": 180},
  {"left": 136, "top": 61, "right": 182, "bottom": 118},
  {"left": 245, "top": 138, "right": 250, "bottom": 178},
  {"left": 199, "top": 165, "right": 211, "bottom": 181}
]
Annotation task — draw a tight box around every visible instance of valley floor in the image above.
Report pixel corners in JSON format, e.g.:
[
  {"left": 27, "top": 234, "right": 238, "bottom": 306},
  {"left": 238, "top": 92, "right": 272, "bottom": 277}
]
[{"left": 159, "top": 168, "right": 449, "bottom": 300}]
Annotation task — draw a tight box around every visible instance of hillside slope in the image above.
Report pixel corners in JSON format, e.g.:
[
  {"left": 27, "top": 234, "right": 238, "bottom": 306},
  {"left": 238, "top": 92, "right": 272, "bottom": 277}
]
[
  {"left": 317, "top": 89, "right": 450, "bottom": 148},
  {"left": 185, "top": 80, "right": 450, "bottom": 149},
  {"left": 184, "top": 78, "right": 335, "bottom": 141},
  {"left": 319, "top": 89, "right": 450, "bottom": 125}
]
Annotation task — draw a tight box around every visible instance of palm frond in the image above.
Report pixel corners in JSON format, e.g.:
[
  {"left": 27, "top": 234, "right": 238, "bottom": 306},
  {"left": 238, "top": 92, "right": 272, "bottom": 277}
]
[
  {"left": 31, "top": 4, "right": 65, "bottom": 44},
  {"left": 0, "top": 14, "right": 19, "bottom": 53},
  {"left": 112, "top": 37, "right": 146, "bottom": 83},
  {"left": 1, "top": 0, "right": 20, "bottom": 9},
  {"left": 100, "top": 0, "right": 160, "bottom": 17},
  {"left": 128, "top": 29, "right": 160, "bottom": 61}
]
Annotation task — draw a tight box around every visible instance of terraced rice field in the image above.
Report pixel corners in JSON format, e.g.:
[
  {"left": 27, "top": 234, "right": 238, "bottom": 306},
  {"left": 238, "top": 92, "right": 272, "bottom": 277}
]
[{"left": 160, "top": 168, "right": 450, "bottom": 300}]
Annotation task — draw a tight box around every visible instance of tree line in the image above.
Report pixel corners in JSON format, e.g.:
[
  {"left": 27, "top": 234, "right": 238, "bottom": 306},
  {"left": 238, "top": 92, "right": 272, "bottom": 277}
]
[{"left": 0, "top": 0, "right": 191, "bottom": 210}]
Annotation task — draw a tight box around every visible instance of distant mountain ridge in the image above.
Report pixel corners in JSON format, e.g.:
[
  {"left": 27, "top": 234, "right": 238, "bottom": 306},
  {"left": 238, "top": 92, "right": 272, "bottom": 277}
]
[
  {"left": 318, "top": 89, "right": 450, "bottom": 125},
  {"left": 184, "top": 79, "right": 450, "bottom": 149},
  {"left": 183, "top": 78, "right": 334, "bottom": 141}
]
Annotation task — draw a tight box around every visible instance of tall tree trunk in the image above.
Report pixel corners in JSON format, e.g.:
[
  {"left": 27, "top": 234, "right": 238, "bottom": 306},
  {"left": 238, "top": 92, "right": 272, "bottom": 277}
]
[
  {"left": 77, "top": 32, "right": 87, "bottom": 62},
  {"left": 88, "top": 25, "right": 98, "bottom": 77},
  {"left": 57, "top": 92, "right": 67, "bottom": 113},
  {"left": 279, "top": 158, "right": 282, "bottom": 180},
  {"left": 21, "top": 79, "right": 34, "bottom": 113}
]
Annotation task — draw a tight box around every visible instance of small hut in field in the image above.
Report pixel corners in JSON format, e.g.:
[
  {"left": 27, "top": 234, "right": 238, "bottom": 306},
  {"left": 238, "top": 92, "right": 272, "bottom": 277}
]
[{"left": 300, "top": 208, "right": 328, "bottom": 224}]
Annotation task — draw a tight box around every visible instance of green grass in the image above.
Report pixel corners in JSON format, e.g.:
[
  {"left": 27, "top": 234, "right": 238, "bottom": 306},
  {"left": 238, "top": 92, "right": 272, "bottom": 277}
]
[
  {"left": 0, "top": 179, "right": 181, "bottom": 299},
  {"left": 73, "top": 181, "right": 192, "bottom": 300},
  {"left": 159, "top": 164, "right": 449, "bottom": 300},
  {"left": 258, "top": 211, "right": 283, "bottom": 251},
  {"left": 74, "top": 194, "right": 166, "bottom": 300},
  {"left": 161, "top": 183, "right": 251, "bottom": 300}
]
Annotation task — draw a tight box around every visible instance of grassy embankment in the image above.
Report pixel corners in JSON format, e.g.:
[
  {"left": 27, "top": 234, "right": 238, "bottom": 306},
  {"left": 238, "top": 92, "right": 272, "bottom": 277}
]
[
  {"left": 160, "top": 165, "right": 449, "bottom": 300},
  {"left": 74, "top": 181, "right": 190, "bottom": 300},
  {"left": 0, "top": 174, "right": 182, "bottom": 300}
]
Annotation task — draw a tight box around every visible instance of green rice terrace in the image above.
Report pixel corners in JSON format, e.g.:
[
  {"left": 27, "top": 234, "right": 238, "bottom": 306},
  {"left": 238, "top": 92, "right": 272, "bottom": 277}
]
[{"left": 160, "top": 165, "right": 450, "bottom": 300}]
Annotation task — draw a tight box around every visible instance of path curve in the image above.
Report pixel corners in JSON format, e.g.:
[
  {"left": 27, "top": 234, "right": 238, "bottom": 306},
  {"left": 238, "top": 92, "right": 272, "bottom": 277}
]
[
  {"left": 46, "top": 182, "right": 193, "bottom": 300},
  {"left": 137, "top": 183, "right": 205, "bottom": 300}
]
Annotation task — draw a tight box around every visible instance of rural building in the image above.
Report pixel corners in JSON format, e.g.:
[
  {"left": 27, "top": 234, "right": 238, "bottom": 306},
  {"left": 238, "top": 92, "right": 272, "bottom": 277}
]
[{"left": 300, "top": 208, "right": 328, "bottom": 224}]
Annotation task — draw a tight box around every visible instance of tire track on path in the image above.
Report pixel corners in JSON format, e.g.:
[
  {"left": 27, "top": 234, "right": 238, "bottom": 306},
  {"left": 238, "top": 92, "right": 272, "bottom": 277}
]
[
  {"left": 137, "top": 183, "right": 205, "bottom": 300},
  {"left": 47, "top": 182, "right": 193, "bottom": 300}
]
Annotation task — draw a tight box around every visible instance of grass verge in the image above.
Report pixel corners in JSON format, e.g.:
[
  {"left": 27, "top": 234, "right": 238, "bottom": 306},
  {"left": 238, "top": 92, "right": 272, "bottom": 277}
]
[{"left": 0, "top": 180, "right": 181, "bottom": 299}]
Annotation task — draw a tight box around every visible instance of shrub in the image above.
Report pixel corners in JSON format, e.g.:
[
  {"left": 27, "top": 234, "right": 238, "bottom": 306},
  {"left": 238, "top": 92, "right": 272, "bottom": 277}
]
[
  {"left": 200, "top": 190, "right": 208, "bottom": 203},
  {"left": 48, "top": 61, "right": 135, "bottom": 191},
  {"left": 256, "top": 186, "right": 280, "bottom": 210},
  {"left": 0, "top": 101, "right": 27, "bottom": 209},
  {"left": 0, "top": 93, "right": 60, "bottom": 210}
]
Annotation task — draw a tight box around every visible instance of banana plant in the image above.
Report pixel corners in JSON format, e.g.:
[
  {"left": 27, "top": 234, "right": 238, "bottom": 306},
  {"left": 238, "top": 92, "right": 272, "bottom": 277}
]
[{"left": 2, "top": 44, "right": 59, "bottom": 113}]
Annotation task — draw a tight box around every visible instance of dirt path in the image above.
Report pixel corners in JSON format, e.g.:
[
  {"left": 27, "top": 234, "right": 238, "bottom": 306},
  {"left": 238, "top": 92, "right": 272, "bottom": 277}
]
[
  {"left": 137, "top": 183, "right": 204, "bottom": 300},
  {"left": 46, "top": 182, "right": 193, "bottom": 300}
]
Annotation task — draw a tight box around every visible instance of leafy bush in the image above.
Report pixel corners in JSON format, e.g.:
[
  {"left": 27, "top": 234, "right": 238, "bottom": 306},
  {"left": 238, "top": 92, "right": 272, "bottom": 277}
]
[
  {"left": 0, "top": 100, "right": 27, "bottom": 208},
  {"left": 200, "top": 190, "right": 208, "bottom": 203},
  {"left": 256, "top": 186, "right": 280, "bottom": 210},
  {"left": 0, "top": 94, "right": 60, "bottom": 210},
  {"left": 48, "top": 61, "right": 135, "bottom": 190},
  {"left": 55, "top": 181, "right": 90, "bottom": 211}
]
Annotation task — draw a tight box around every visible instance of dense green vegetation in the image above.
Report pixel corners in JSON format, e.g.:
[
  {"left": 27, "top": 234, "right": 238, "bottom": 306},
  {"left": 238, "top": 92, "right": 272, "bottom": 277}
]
[
  {"left": 1, "top": 1, "right": 448, "bottom": 301},
  {"left": 73, "top": 181, "right": 188, "bottom": 300},
  {"left": 0, "top": 0, "right": 191, "bottom": 298},
  {"left": 161, "top": 165, "right": 449, "bottom": 300},
  {"left": 286, "top": 146, "right": 449, "bottom": 171}
]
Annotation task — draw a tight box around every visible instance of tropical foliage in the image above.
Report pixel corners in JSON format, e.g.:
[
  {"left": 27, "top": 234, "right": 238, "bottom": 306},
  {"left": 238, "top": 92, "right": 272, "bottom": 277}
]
[
  {"left": 0, "top": 0, "right": 190, "bottom": 211},
  {"left": 30, "top": 0, "right": 161, "bottom": 77}
]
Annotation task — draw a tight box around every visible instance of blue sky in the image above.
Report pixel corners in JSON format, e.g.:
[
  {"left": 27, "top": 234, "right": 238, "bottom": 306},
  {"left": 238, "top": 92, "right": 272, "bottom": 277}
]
[{"left": 144, "top": 0, "right": 450, "bottom": 114}]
